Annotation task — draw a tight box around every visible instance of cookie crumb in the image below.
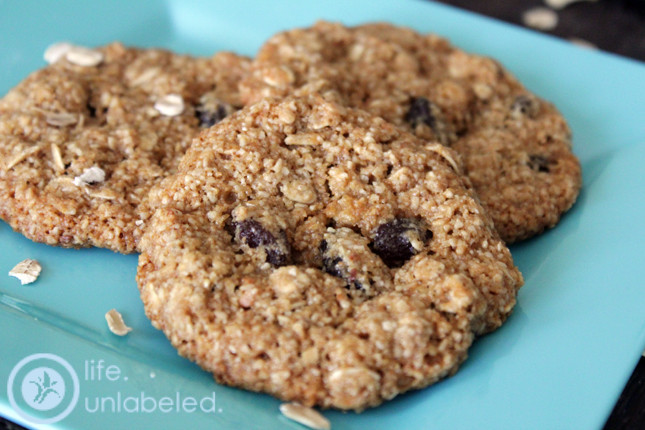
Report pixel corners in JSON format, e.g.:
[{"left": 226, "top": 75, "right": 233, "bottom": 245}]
[
  {"left": 44, "top": 42, "right": 74, "bottom": 64},
  {"left": 65, "top": 46, "right": 104, "bottom": 67},
  {"left": 522, "top": 7, "right": 559, "bottom": 31},
  {"left": 279, "top": 403, "right": 330, "bottom": 430},
  {"left": 105, "top": 309, "right": 133, "bottom": 336},
  {"left": 154, "top": 94, "right": 185, "bottom": 117},
  {"left": 73, "top": 166, "right": 106, "bottom": 186},
  {"left": 281, "top": 180, "right": 317, "bottom": 204},
  {"left": 9, "top": 259, "right": 42, "bottom": 285}
]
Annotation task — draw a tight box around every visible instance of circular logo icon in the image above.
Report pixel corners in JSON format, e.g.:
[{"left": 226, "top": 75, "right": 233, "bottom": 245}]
[
  {"left": 21, "top": 367, "right": 66, "bottom": 411},
  {"left": 7, "top": 353, "right": 79, "bottom": 424}
]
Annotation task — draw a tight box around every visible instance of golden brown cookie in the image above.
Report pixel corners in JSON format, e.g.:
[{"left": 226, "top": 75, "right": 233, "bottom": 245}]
[
  {"left": 240, "top": 21, "right": 582, "bottom": 242},
  {"left": 137, "top": 95, "right": 523, "bottom": 410},
  {"left": 0, "top": 42, "right": 249, "bottom": 252}
]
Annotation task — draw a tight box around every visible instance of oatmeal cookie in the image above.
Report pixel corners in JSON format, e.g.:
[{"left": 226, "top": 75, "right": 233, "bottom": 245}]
[
  {"left": 240, "top": 21, "right": 582, "bottom": 242},
  {"left": 137, "top": 95, "right": 522, "bottom": 410},
  {"left": 0, "top": 42, "right": 249, "bottom": 252}
]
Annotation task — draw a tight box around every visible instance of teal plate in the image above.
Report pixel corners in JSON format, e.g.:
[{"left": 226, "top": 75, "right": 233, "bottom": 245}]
[{"left": 1, "top": 1, "right": 645, "bottom": 429}]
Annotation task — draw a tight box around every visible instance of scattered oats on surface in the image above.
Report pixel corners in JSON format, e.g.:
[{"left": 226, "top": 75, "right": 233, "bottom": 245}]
[
  {"left": 522, "top": 7, "right": 559, "bottom": 31},
  {"left": 279, "top": 403, "right": 330, "bottom": 430},
  {"left": 73, "top": 166, "right": 106, "bottom": 186},
  {"left": 154, "top": 94, "right": 185, "bottom": 117},
  {"left": 9, "top": 259, "right": 42, "bottom": 285},
  {"left": 45, "top": 112, "right": 78, "bottom": 127},
  {"left": 569, "top": 37, "right": 598, "bottom": 50},
  {"left": 105, "top": 309, "right": 133, "bottom": 336},
  {"left": 65, "top": 45, "right": 104, "bottom": 67},
  {"left": 545, "top": 0, "right": 598, "bottom": 10},
  {"left": 44, "top": 42, "right": 74, "bottom": 64}
]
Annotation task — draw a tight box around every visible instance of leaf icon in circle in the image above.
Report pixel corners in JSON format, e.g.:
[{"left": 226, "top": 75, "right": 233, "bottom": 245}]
[{"left": 29, "top": 370, "right": 61, "bottom": 405}]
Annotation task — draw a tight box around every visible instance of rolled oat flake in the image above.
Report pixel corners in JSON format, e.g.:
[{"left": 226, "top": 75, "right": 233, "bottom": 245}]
[
  {"left": 45, "top": 112, "right": 78, "bottom": 127},
  {"left": 522, "top": 7, "right": 559, "bottom": 31},
  {"left": 105, "top": 309, "right": 133, "bottom": 336},
  {"left": 9, "top": 259, "right": 42, "bottom": 285},
  {"left": 65, "top": 45, "right": 104, "bottom": 67},
  {"left": 154, "top": 94, "right": 185, "bottom": 117},
  {"left": 279, "top": 403, "right": 330, "bottom": 430},
  {"left": 44, "top": 42, "right": 74, "bottom": 64}
]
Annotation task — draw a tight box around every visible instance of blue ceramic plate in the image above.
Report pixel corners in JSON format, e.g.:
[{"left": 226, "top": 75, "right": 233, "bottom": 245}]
[{"left": 1, "top": 1, "right": 645, "bottom": 429}]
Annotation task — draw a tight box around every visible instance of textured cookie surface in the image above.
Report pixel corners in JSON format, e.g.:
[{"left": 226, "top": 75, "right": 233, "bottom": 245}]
[
  {"left": 240, "top": 21, "right": 582, "bottom": 242},
  {"left": 137, "top": 96, "right": 522, "bottom": 410},
  {"left": 0, "top": 43, "right": 249, "bottom": 252}
]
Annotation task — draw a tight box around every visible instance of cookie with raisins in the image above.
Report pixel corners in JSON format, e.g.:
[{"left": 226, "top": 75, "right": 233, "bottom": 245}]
[
  {"left": 0, "top": 42, "right": 249, "bottom": 252},
  {"left": 240, "top": 21, "right": 582, "bottom": 242},
  {"left": 137, "top": 95, "right": 523, "bottom": 410}
]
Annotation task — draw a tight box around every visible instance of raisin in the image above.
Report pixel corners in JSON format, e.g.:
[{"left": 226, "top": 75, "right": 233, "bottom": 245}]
[
  {"left": 528, "top": 154, "right": 551, "bottom": 173},
  {"left": 320, "top": 240, "right": 363, "bottom": 290},
  {"left": 86, "top": 100, "right": 97, "bottom": 118},
  {"left": 196, "top": 102, "right": 234, "bottom": 128},
  {"left": 510, "top": 95, "right": 540, "bottom": 119},
  {"left": 405, "top": 97, "right": 437, "bottom": 130},
  {"left": 234, "top": 219, "right": 291, "bottom": 266},
  {"left": 319, "top": 228, "right": 394, "bottom": 296},
  {"left": 371, "top": 218, "right": 430, "bottom": 267}
]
